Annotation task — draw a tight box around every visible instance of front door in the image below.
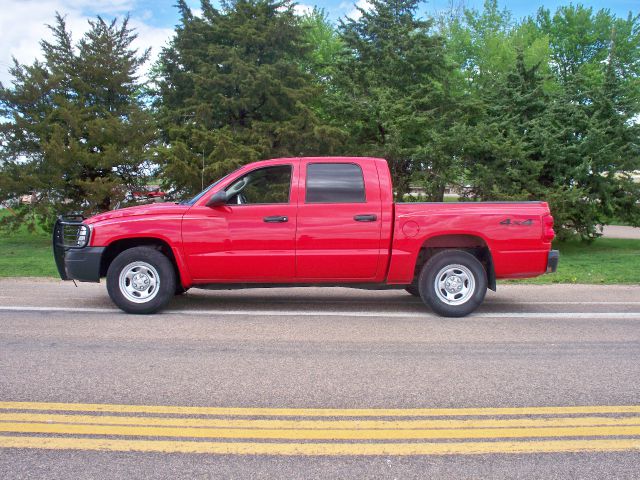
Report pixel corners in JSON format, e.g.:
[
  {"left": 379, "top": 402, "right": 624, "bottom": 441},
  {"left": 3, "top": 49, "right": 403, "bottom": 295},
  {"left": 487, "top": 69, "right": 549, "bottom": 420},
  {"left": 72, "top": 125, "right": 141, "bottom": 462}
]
[{"left": 182, "top": 162, "right": 298, "bottom": 282}]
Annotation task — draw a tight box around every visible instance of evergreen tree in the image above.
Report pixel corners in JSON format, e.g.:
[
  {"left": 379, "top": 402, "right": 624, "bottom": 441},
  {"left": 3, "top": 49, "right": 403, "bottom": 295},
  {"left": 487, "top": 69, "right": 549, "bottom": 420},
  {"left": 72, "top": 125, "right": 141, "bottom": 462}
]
[
  {"left": 154, "top": 0, "right": 342, "bottom": 196},
  {"left": 332, "top": 0, "right": 459, "bottom": 199},
  {"left": 578, "top": 21, "right": 640, "bottom": 229},
  {"left": 535, "top": 6, "right": 640, "bottom": 236},
  {"left": 0, "top": 14, "right": 155, "bottom": 228},
  {"left": 463, "top": 52, "right": 546, "bottom": 200},
  {"left": 445, "top": 2, "right": 639, "bottom": 238}
]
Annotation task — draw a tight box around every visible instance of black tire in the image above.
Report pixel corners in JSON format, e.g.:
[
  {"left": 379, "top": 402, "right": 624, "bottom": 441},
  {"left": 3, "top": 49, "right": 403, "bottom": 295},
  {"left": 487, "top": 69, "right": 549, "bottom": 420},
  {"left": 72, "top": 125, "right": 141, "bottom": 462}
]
[
  {"left": 405, "top": 285, "right": 420, "bottom": 297},
  {"left": 175, "top": 285, "right": 190, "bottom": 295},
  {"left": 418, "top": 250, "right": 487, "bottom": 317},
  {"left": 106, "top": 246, "right": 176, "bottom": 314}
]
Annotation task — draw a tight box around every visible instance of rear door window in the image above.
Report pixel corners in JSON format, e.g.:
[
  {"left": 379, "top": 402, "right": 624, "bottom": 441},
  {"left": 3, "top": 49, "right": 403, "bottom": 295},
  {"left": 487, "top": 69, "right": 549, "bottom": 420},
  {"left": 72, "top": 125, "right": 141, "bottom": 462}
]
[{"left": 305, "top": 163, "right": 366, "bottom": 203}]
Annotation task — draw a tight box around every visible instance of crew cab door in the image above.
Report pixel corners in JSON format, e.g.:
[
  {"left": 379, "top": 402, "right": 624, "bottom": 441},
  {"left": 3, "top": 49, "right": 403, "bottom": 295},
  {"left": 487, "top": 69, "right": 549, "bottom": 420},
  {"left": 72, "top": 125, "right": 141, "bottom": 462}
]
[
  {"left": 295, "top": 159, "right": 383, "bottom": 281},
  {"left": 182, "top": 162, "right": 298, "bottom": 282}
]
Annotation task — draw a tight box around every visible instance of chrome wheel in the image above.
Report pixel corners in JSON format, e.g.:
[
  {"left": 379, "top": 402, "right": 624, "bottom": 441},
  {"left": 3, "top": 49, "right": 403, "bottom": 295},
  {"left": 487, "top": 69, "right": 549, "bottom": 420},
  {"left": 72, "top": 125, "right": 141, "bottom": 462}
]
[
  {"left": 434, "top": 264, "right": 475, "bottom": 306},
  {"left": 118, "top": 261, "right": 160, "bottom": 304}
]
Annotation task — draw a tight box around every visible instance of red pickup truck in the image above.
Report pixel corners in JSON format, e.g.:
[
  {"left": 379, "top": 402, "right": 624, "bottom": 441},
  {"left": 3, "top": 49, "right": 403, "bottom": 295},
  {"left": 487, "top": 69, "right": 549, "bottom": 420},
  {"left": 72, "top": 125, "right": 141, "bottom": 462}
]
[{"left": 53, "top": 157, "right": 558, "bottom": 317}]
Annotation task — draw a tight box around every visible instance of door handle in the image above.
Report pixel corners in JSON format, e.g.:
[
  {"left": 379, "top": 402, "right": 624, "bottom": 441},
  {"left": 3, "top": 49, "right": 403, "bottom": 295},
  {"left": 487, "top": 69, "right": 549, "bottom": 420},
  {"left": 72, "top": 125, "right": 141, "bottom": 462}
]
[
  {"left": 354, "top": 214, "right": 377, "bottom": 222},
  {"left": 263, "top": 215, "right": 288, "bottom": 223}
]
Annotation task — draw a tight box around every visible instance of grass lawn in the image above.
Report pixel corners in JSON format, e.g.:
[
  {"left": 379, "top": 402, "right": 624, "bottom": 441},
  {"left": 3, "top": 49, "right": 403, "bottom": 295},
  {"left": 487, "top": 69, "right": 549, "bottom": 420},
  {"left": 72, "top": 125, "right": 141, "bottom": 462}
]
[
  {"left": 503, "top": 238, "right": 640, "bottom": 285},
  {"left": 0, "top": 224, "right": 58, "bottom": 277},
  {"left": 0, "top": 215, "right": 639, "bottom": 283}
]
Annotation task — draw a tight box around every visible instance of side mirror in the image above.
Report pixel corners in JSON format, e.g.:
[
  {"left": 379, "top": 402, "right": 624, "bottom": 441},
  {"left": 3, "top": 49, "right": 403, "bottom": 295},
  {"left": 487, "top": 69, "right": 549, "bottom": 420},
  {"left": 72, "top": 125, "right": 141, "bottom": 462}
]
[{"left": 205, "top": 190, "right": 227, "bottom": 207}]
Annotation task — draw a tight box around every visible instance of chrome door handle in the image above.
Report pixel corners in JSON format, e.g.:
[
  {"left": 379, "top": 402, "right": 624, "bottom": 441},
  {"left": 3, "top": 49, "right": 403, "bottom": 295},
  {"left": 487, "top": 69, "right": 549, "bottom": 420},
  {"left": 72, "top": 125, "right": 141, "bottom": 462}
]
[{"left": 264, "top": 216, "right": 288, "bottom": 223}]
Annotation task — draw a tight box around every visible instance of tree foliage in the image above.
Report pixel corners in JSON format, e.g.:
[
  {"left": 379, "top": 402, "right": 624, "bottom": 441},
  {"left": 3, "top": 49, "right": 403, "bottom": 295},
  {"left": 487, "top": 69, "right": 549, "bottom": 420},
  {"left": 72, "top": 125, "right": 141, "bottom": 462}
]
[
  {"left": 328, "top": 0, "right": 461, "bottom": 199},
  {"left": 445, "top": 1, "right": 640, "bottom": 238},
  {"left": 153, "top": 0, "right": 343, "bottom": 196},
  {"left": 1, "top": 0, "right": 638, "bottom": 239},
  {"left": 0, "top": 14, "right": 155, "bottom": 228}
]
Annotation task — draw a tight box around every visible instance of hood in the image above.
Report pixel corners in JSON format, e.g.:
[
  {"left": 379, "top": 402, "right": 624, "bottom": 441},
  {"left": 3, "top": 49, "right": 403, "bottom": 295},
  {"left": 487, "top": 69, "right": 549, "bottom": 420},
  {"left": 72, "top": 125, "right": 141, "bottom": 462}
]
[{"left": 84, "top": 203, "right": 190, "bottom": 225}]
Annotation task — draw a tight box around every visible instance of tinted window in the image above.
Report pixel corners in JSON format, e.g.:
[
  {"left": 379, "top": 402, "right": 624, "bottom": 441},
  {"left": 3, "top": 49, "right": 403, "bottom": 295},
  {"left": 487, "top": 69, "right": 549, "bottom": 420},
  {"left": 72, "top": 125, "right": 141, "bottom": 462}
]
[
  {"left": 225, "top": 165, "right": 292, "bottom": 205},
  {"left": 306, "top": 163, "right": 366, "bottom": 203}
]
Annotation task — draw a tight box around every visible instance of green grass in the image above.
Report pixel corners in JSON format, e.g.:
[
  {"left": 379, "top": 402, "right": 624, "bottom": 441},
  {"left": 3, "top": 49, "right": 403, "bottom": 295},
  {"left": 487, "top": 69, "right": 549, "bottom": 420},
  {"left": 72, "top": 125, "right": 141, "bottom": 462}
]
[
  {"left": 503, "top": 238, "right": 640, "bottom": 285},
  {"left": 1, "top": 213, "right": 639, "bottom": 283},
  {"left": 0, "top": 222, "right": 58, "bottom": 277}
]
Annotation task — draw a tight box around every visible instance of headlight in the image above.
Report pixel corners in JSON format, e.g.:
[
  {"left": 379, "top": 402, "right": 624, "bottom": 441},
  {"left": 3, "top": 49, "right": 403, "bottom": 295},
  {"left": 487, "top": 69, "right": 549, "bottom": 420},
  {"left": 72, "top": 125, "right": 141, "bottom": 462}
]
[{"left": 76, "top": 225, "right": 90, "bottom": 247}]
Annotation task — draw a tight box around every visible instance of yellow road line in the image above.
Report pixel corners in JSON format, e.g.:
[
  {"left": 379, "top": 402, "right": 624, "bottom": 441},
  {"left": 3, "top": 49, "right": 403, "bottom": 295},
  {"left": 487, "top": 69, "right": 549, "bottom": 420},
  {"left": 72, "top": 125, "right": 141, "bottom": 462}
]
[
  {"left": 2, "top": 402, "right": 640, "bottom": 417},
  {"left": 2, "top": 422, "right": 640, "bottom": 440},
  {"left": 2, "top": 413, "right": 640, "bottom": 430},
  {"left": 0, "top": 436, "right": 639, "bottom": 455}
]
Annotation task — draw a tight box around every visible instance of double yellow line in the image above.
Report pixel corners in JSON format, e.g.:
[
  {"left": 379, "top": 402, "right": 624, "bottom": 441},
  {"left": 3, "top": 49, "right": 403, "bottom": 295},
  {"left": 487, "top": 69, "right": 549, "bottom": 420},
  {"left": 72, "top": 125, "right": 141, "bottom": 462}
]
[{"left": 1, "top": 401, "right": 639, "bottom": 455}]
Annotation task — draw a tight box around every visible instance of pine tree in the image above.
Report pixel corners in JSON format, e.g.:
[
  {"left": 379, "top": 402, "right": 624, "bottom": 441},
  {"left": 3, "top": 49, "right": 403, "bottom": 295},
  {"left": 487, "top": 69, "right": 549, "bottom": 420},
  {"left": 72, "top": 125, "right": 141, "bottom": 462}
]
[
  {"left": 462, "top": 49, "right": 608, "bottom": 239},
  {"left": 331, "top": 0, "right": 458, "bottom": 199},
  {"left": 579, "top": 23, "right": 640, "bottom": 229},
  {"left": 535, "top": 6, "right": 640, "bottom": 236},
  {"left": 464, "top": 52, "right": 547, "bottom": 199},
  {"left": 0, "top": 14, "right": 155, "bottom": 227},
  {"left": 154, "top": 0, "right": 342, "bottom": 196},
  {"left": 445, "top": 2, "right": 639, "bottom": 238}
]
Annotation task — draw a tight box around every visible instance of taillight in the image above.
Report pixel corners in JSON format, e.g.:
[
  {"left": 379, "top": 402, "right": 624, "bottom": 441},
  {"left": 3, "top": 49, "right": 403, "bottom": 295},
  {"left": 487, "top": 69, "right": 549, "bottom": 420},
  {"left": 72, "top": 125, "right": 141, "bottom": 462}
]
[{"left": 542, "top": 214, "right": 555, "bottom": 242}]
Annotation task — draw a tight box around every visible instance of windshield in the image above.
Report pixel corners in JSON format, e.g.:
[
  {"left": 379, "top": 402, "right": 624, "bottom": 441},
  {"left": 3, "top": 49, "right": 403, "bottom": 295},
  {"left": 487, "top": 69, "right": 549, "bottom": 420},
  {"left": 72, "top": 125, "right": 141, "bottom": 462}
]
[{"left": 181, "top": 170, "right": 236, "bottom": 205}]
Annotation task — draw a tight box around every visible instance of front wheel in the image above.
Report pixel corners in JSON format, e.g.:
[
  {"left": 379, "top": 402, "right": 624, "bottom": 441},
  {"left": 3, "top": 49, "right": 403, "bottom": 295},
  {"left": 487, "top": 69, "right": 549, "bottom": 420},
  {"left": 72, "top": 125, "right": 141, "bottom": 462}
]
[
  {"left": 175, "top": 285, "right": 190, "bottom": 296},
  {"left": 418, "top": 250, "right": 487, "bottom": 317},
  {"left": 106, "top": 247, "right": 176, "bottom": 314}
]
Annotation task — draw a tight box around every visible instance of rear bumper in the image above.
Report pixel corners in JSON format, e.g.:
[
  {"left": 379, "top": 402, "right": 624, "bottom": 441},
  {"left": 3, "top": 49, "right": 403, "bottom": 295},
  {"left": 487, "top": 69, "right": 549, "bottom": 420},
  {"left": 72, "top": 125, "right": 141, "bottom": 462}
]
[{"left": 547, "top": 250, "right": 559, "bottom": 273}]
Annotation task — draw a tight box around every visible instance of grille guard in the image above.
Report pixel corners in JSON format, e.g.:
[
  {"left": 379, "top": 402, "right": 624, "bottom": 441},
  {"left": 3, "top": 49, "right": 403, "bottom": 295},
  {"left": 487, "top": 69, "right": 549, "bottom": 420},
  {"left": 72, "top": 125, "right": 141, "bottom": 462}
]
[{"left": 52, "top": 214, "right": 87, "bottom": 280}]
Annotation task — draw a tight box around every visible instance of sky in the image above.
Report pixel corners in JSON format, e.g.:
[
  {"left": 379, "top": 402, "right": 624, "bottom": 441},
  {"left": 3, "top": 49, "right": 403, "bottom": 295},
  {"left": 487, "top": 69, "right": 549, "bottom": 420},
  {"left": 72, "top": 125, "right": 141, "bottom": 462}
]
[{"left": 0, "top": 0, "right": 638, "bottom": 85}]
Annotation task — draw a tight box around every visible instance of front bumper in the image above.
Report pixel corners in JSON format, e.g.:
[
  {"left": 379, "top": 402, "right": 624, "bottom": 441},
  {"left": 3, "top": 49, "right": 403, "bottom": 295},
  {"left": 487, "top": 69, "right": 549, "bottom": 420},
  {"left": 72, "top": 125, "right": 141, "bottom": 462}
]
[
  {"left": 58, "top": 247, "right": 105, "bottom": 282},
  {"left": 547, "top": 249, "right": 559, "bottom": 273}
]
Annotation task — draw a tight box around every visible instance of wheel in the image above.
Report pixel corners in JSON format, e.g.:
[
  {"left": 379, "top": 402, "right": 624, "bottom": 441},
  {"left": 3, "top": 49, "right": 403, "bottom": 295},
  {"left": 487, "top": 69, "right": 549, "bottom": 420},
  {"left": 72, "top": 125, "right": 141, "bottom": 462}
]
[
  {"left": 106, "top": 247, "right": 176, "bottom": 314},
  {"left": 418, "top": 250, "right": 487, "bottom": 317},
  {"left": 405, "top": 285, "right": 420, "bottom": 296}
]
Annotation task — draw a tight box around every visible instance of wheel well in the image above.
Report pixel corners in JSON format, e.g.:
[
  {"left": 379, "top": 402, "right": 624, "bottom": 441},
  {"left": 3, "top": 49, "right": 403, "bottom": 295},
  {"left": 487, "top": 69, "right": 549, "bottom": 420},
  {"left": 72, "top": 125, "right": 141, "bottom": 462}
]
[
  {"left": 411, "top": 235, "right": 496, "bottom": 291},
  {"left": 100, "top": 238, "right": 181, "bottom": 286}
]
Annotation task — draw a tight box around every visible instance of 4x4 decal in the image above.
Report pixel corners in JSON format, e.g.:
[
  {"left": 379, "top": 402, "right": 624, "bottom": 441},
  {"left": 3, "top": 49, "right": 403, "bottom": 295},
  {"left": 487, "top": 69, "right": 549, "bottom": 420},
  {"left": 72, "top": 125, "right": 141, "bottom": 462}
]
[{"left": 500, "top": 218, "right": 533, "bottom": 226}]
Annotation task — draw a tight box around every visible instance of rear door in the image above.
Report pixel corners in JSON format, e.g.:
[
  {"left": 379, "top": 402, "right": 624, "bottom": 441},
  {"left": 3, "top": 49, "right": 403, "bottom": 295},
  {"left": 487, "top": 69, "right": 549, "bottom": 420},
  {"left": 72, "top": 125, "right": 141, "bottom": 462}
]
[{"left": 295, "top": 159, "right": 383, "bottom": 281}]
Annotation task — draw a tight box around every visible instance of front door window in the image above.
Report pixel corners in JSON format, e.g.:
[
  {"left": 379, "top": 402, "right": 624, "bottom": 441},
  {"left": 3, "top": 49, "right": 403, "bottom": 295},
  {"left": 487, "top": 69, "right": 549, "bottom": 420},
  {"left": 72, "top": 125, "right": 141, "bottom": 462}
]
[{"left": 225, "top": 165, "right": 292, "bottom": 205}]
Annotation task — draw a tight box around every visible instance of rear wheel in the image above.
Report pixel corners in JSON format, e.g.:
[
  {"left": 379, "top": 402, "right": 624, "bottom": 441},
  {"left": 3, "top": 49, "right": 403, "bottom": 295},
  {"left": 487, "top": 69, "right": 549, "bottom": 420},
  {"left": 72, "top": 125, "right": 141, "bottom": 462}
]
[
  {"left": 418, "top": 250, "right": 487, "bottom": 317},
  {"left": 106, "top": 247, "right": 176, "bottom": 314}
]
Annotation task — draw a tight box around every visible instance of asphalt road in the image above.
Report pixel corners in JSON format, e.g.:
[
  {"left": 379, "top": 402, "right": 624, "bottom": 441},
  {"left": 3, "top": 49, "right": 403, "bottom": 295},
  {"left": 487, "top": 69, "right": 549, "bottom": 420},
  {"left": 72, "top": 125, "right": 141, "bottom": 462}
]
[{"left": 0, "top": 279, "right": 639, "bottom": 478}]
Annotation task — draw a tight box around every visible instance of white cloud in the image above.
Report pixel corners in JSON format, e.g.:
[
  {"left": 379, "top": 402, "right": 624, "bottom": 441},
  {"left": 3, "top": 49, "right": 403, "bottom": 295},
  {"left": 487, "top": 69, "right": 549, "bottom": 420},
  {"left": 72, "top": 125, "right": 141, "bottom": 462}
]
[
  {"left": 129, "top": 20, "right": 174, "bottom": 79},
  {"left": 293, "top": 4, "right": 314, "bottom": 16},
  {"left": 276, "top": 3, "right": 313, "bottom": 16},
  {"left": 0, "top": 0, "right": 173, "bottom": 86},
  {"left": 343, "top": 0, "right": 372, "bottom": 20}
]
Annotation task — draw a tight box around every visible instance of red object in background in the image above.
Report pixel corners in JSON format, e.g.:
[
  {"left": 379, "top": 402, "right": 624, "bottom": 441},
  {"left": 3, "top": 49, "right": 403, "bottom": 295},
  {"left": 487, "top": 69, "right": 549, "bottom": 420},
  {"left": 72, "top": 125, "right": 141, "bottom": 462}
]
[{"left": 131, "top": 187, "right": 166, "bottom": 200}]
